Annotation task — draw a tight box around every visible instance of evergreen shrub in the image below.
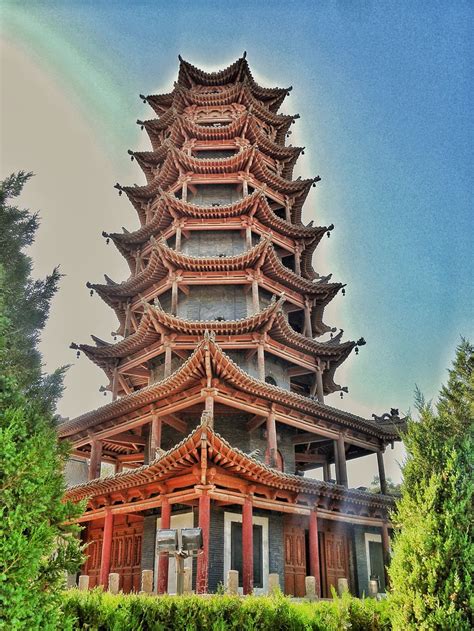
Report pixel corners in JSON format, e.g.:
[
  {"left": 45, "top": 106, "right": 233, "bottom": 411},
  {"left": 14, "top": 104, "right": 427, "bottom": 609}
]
[{"left": 62, "top": 589, "right": 392, "bottom": 631}]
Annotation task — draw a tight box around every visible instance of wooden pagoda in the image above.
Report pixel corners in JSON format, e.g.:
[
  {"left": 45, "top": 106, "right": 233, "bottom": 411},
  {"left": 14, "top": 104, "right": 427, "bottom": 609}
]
[{"left": 61, "top": 55, "right": 404, "bottom": 597}]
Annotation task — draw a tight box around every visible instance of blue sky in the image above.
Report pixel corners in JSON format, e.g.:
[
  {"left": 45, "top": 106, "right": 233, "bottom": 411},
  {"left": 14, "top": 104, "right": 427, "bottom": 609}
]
[{"left": 1, "top": 1, "right": 473, "bottom": 481}]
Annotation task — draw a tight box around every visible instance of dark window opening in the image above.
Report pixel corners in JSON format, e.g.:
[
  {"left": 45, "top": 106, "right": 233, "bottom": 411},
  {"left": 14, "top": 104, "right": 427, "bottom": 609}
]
[
  {"left": 281, "top": 253, "right": 295, "bottom": 272},
  {"left": 288, "top": 310, "right": 304, "bottom": 334},
  {"left": 265, "top": 375, "right": 277, "bottom": 386},
  {"left": 193, "top": 149, "right": 237, "bottom": 159},
  {"left": 369, "top": 541, "right": 386, "bottom": 592}
]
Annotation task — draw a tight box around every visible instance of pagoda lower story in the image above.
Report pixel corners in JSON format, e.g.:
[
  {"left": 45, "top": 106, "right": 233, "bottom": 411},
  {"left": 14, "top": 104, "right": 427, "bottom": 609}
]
[{"left": 61, "top": 55, "right": 404, "bottom": 598}]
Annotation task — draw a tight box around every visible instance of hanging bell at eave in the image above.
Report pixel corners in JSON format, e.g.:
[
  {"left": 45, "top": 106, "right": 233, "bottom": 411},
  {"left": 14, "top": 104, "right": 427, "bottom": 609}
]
[{"left": 342, "top": 288, "right": 346, "bottom": 296}]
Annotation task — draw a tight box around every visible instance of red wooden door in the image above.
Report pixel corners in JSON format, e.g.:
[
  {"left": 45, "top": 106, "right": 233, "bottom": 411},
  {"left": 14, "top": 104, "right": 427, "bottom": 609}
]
[
  {"left": 283, "top": 523, "right": 306, "bottom": 597},
  {"left": 110, "top": 524, "right": 143, "bottom": 593},
  {"left": 84, "top": 517, "right": 143, "bottom": 592},
  {"left": 324, "top": 533, "right": 349, "bottom": 595}
]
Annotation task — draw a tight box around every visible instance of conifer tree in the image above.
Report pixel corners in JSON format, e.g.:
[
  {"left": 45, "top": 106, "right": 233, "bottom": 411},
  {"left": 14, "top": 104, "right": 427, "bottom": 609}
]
[
  {"left": 0, "top": 173, "right": 83, "bottom": 630},
  {"left": 389, "top": 339, "right": 474, "bottom": 630}
]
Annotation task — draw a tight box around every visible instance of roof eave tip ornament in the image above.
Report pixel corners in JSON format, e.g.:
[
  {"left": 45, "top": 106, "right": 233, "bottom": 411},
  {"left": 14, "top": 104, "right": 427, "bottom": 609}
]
[
  {"left": 114, "top": 183, "right": 123, "bottom": 196},
  {"left": 339, "top": 386, "right": 349, "bottom": 399},
  {"left": 242, "top": 51, "right": 247, "bottom": 59},
  {"left": 139, "top": 94, "right": 148, "bottom": 104}
]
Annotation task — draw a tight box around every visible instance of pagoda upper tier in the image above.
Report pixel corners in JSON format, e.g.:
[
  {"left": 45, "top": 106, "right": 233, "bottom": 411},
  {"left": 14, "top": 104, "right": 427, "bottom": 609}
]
[{"left": 79, "top": 54, "right": 362, "bottom": 409}]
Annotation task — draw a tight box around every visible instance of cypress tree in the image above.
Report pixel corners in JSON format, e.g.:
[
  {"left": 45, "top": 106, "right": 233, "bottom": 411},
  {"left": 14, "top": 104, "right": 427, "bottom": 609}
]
[
  {"left": 0, "top": 172, "right": 83, "bottom": 630},
  {"left": 389, "top": 340, "right": 474, "bottom": 630}
]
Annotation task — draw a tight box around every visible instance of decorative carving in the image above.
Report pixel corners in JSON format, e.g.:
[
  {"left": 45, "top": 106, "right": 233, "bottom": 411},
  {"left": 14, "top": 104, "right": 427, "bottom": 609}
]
[
  {"left": 200, "top": 410, "right": 213, "bottom": 427},
  {"left": 372, "top": 409, "right": 401, "bottom": 423}
]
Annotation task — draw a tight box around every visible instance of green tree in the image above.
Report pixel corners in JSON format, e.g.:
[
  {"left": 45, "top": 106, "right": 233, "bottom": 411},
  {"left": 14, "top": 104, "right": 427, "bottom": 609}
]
[
  {"left": 0, "top": 172, "right": 83, "bottom": 630},
  {"left": 389, "top": 339, "right": 474, "bottom": 630},
  {"left": 0, "top": 172, "right": 65, "bottom": 411},
  {"left": 369, "top": 475, "right": 401, "bottom": 495}
]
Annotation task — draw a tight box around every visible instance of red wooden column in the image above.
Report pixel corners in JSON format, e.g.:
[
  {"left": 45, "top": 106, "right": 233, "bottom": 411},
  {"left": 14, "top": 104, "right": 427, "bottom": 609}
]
[
  {"left": 88, "top": 439, "right": 102, "bottom": 481},
  {"left": 257, "top": 342, "right": 265, "bottom": 381},
  {"left": 157, "top": 497, "right": 171, "bottom": 594},
  {"left": 99, "top": 509, "right": 114, "bottom": 586},
  {"left": 196, "top": 491, "right": 210, "bottom": 593},
  {"left": 149, "top": 415, "right": 162, "bottom": 461},
  {"left": 308, "top": 510, "right": 321, "bottom": 596},
  {"left": 242, "top": 497, "right": 254, "bottom": 595},
  {"left": 266, "top": 410, "right": 277, "bottom": 467}
]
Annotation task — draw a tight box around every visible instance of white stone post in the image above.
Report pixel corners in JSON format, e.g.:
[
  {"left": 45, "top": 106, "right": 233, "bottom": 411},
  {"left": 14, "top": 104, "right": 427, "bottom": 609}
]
[
  {"left": 268, "top": 573, "right": 280, "bottom": 595},
  {"left": 227, "top": 570, "right": 239, "bottom": 595},
  {"left": 141, "top": 570, "right": 154, "bottom": 594},
  {"left": 337, "top": 577, "right": 349, "bottom": 596},
  {"left": 108, "top": 573, "right": 120, "bottom": 594},
  {"left": 78, "top": 575, "right": 90, "bottom": 591},
  {"left": 305, "top": 576, "right": 317, "bottom": 601}
]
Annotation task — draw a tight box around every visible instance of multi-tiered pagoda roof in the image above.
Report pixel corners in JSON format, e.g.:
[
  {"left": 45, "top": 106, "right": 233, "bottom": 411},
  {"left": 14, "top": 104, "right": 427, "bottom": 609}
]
[{"left": 62, "top": 54, "right": 403, "bottom": 598}]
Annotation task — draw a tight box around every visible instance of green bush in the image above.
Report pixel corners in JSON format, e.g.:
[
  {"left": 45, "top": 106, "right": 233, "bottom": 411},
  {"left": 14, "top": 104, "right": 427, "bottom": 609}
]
[{"left": 62, "top": 589, "right": 392, "bottom": 631}]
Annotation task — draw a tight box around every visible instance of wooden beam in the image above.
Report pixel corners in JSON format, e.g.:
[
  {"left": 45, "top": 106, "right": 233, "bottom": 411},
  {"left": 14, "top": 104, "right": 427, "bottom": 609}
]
[
  {"left": 294, "top": 453, "right": 326, "bottom": 464},
  {"left": 162, "top": 414, "right": 188, "bottom": 434},
  {"left": 292, "top": 433, "right": 329, "bottom": 445},
  {"left": 245, "top": 414, "right": 267, "bottom": 432},
  {"left": 106, "top": 432, "right": 146, "bottom": 446}
]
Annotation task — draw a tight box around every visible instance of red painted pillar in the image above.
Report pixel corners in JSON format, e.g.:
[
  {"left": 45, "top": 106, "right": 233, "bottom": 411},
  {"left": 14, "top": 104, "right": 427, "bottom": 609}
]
[
  {"left": 196, "top": 491, "right": 210, "bottom": 593},
  {"left": 157, "top": 497, "right": 171, "bottom": 594},
  {"left": 242, "top": 497, "right": 254, "bottom": 595},
  {"left": 309, "top": 510, "right": 321, "bottom": 596},
  {"left": 99, "top": 509, "right": 114, "bottom": 587},
  {"left": 89, "top": 439, "right": 102, "bottom": 481}
]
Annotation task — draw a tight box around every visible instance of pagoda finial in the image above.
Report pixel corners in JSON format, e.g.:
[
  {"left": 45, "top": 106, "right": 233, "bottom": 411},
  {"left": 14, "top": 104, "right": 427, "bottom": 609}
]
[{"left": 242, "top": 51, "right": 247, "bottom": 59}]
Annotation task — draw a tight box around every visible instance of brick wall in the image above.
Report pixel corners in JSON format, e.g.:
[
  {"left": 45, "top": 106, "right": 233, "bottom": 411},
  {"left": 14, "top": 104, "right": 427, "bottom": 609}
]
[
  {"left": 188, "top": 184, "right": 242, "bottom": 206},
  {"left": 64, "top": 457, "right": 89, "bottom": 487},
  {"left": 182, "top": 230, "right": 245, "bottom": 257}
]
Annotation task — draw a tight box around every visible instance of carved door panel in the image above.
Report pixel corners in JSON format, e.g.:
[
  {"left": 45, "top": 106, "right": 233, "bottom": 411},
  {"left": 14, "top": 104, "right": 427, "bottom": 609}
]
[
  {"left": 324, "top": 533, "right": 348, "bottom": 595},
  {"left": 110, "top": 525, "right": 143, "bottom": 593},
  {"left": 84, "top": 520, "right": 143, "bottom": 593},
  {"left": 283, "top": 524, "right": 306, "bottom": 597},
  {"left": 84, "top": 535, "right": 102, "bottom": 588}
]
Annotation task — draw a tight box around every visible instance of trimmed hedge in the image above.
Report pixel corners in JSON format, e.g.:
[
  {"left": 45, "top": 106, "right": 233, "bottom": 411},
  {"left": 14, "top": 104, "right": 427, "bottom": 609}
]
[{"left": 61, "top": 589, "right": 392, "bottom": 630}]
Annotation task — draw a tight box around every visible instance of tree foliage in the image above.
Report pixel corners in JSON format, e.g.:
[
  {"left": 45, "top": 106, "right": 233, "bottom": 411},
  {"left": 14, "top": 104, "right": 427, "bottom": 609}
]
[
  {"left": 0, "top": 172, "right": 66, "bottom": 411},
  {"left": 369, "top": 476, "right": 401, "bottom": 495},
  {"left": 0, "top": 172, "right": 83, "bottom": 630},
  {"left": 389, "top": 339, "right": 474, "bottom": 630}
]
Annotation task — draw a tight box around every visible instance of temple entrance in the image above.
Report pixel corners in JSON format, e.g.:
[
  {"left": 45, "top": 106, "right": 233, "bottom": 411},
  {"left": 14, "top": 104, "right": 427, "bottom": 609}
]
[
  {"left": 323, "top": 532, "right": 349, "bottom": 596},
  {"left": 84, "top": 515, "right": 143, "bottom": 593},
  {"left": 283, "top": 517, "right": 306, "bottom": 596}
]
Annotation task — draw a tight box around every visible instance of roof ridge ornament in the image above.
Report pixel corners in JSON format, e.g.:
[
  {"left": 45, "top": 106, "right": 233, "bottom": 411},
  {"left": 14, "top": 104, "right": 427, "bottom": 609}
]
[
  {"left": 200, "top": 410, "right": 213, "bottom": 428},
  {"left": 203, "top": 329, "right": 216, "bottom": 343}
]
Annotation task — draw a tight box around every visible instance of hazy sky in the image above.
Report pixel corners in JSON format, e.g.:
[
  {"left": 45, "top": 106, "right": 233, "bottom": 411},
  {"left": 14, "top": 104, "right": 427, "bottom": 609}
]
[{"left": 1, "top": 1, "right": 472, "bottom": 485}]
